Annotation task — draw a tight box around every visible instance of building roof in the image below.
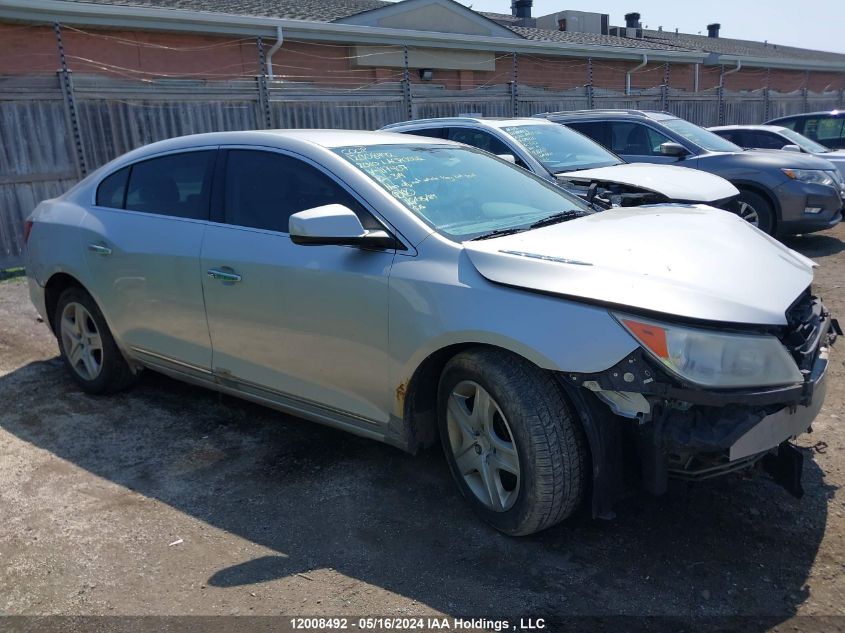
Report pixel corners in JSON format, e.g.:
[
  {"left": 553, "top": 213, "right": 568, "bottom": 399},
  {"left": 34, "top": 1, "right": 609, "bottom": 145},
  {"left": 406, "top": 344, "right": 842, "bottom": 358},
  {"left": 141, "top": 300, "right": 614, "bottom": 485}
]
[
  {"left": 508, "top": 24, "right": 694, "bottom": 53},
  {"left": 37, "top": 0, "right": 845, "bottom": 68},
  {"left": 642, "top": 29, "right": 845, "bottom": 65},
  {"left": 63, "top": 0, "right": 392, "bottom": 22}
]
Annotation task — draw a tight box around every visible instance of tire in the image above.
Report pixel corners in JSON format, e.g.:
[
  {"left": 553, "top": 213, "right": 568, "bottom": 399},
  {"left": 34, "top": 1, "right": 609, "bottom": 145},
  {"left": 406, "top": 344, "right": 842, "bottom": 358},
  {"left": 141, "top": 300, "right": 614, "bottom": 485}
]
[
  {"left": 437, "top": 348, "right": 587, "bottom": 536},
  {"left": 734, "top": 189, "right": 775, "bottom": 235},
  {"left": 54, "top": 286, "right": 137, "bottom": 394}
]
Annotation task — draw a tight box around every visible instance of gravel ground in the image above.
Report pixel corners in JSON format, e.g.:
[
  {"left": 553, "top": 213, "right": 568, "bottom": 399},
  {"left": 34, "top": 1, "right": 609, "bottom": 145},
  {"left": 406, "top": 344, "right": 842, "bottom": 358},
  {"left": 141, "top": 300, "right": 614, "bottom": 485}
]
[{"left": 0, "top": 225, "right": 844, "bottom": 629}]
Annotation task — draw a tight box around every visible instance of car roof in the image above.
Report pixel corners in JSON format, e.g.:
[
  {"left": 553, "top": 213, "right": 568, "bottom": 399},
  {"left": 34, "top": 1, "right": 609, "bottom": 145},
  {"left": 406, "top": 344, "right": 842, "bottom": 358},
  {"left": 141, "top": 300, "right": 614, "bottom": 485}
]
[
  {"left": 709, "top": 124, "right": 791, "bottom": 133},
  {"left": 540, "top": 109, "right": 677, "bottom": 121},
  {"left": 122, "top": 129, "right": 456, "bottom": 155},
  {"left": 768, "top": 110, "right": 843, "bottom": 121},
  {"left": 382, "top": 117, "right": 557, "bottom": 131},
  {"left": 88, "top": 129, "right": 460, "bottom": 178}
]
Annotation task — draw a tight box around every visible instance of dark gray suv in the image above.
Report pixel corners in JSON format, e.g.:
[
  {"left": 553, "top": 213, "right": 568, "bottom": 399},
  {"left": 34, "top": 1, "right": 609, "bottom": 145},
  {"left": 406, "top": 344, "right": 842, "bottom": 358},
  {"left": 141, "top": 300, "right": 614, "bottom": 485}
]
[{"left": 539, "top": 110, "right": 844, "bottom": 236}]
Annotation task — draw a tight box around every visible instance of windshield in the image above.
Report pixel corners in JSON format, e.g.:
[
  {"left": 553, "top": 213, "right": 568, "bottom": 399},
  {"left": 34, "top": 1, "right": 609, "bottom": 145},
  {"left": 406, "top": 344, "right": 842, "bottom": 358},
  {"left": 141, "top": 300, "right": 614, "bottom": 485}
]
[
  {"left": 662, "top": 118, "right": 743, "bottom": 152},
  {"left": 779, "top": 128, "right": 830, "bottom": 153},
  {"left": 502, "top": 124, "right": 621, "bottom": 173},
  {"left": 334, "top": 144, "right": 592, "bottom": 240}
]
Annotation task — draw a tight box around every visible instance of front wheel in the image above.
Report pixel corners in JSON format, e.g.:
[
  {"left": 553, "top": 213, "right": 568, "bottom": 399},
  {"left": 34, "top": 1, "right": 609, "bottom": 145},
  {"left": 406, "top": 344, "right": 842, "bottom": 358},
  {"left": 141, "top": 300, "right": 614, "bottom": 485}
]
[
  {"left": 734, "top": 189, "right": 775, "bottom": 235},
  {"left": 55, "top": 287, "right": 137, "bottom": 394},
  {"left": 437, "top": 348, "right": 587, "bottom": 536}
]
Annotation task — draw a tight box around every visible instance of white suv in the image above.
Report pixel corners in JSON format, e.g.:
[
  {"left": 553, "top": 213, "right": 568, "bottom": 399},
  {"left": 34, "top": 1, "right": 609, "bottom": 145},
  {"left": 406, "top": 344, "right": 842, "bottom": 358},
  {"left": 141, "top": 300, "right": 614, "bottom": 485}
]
[{"left": 382, "top": 117, "right": 738, "bottom": 210}]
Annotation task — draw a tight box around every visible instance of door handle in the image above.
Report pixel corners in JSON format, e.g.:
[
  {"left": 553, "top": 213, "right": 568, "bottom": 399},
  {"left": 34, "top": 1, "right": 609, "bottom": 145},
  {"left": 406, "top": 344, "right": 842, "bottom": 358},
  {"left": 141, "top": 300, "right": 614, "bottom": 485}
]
[
  {"left": 207, "top": 268, "right": 242, "bottom": 283},
  {"left": 88, "top": 243, "right": 112, "bottom": 256}
]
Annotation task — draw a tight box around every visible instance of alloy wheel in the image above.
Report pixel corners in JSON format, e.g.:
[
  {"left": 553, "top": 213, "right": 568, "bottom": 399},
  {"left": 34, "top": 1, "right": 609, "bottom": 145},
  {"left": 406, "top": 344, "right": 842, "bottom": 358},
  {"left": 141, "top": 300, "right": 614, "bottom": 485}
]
[
  {"left": 60, "top": 301, "right": 103, "bottom": 381},
  {"left": 736, "top": 201, "right": 760, "bottom": 226},
  {"left": 446, "top": 380, "right": 520, "bottom": 511}
]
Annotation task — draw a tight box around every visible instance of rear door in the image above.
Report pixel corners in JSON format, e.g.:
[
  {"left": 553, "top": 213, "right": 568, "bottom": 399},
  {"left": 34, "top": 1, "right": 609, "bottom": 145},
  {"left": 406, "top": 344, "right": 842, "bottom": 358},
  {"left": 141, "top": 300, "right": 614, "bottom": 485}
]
[
  {"left": 79, "top": 149, "right": 216, "bottom": 373},
  {"left": 200, "top": 148, "right": 396, "bottom": 423}
]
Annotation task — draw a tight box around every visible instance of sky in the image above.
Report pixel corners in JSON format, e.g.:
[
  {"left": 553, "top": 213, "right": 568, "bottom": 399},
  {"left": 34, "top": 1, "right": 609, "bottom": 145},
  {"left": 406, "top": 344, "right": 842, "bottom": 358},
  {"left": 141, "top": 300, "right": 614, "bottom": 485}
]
[{"left": 455, "top": 1, "right": 845, "bottom": 54}]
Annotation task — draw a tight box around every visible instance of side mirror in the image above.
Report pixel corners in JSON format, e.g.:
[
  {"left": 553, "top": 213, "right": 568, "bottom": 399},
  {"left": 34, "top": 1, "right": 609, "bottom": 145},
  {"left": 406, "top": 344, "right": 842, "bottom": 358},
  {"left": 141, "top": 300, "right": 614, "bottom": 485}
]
[
  {"left": 496, "top": 154, "right": 516, "bottom": 164},
  {"left": 289, "top": 204, "right": 396, "bottom": 249},
  {"left": 659, "top": 142, "right": 689, "bottom": 158},
  {"left": 781, "top": 144, "right": 802, "bottom": 153}
]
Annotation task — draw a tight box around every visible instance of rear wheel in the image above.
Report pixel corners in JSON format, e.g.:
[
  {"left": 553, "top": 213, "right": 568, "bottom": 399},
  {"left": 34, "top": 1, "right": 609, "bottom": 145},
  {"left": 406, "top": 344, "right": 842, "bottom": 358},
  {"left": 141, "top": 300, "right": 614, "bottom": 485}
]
[
  {"left": 437, "top": 348, "right": 586, "bottom": 536},
  {"left": 55, "top": 287, "right": 136, "bottom": 394},
  {"left": 735, "top": 189, "right": 775, "bottom": 235}
]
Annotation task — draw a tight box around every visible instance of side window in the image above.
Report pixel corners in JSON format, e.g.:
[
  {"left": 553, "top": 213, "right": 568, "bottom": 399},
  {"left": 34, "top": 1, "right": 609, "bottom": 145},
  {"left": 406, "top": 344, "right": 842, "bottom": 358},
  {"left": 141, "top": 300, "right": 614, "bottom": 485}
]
[
  {"left": 566, "top": 121, "right": 609, "bottom": 147},
  {"left": 125, "top": 151, "right": 215, "bottom": 220},
  {"left": 96, "top": 166, "right": 129, "bottom": 209},
  {"left": 608, "top": 122, "right": 672, "bottom": 156},
  {"left": 714, "top": 130, "right": 742, "bottom": 145},
  {"left": 446, "top": 128, "right": 513, "bottom": 156},
  {"left": 816, "top": 117, "right": 845, "bottom": 142},
  {"left": 223, "top": 150, "right": 380, "bottom": 233},
  {"left": 401, "top": 127, "right": 446, "bottom": 139},
  {"left": 802, "top": 117, "right": 820, "bottom": 141},
  {"left": 748, "top": 131, "right": 786, "bottom": 149},
  {"left": 777, "top": 118, "right": 798, "bottom": 131}
]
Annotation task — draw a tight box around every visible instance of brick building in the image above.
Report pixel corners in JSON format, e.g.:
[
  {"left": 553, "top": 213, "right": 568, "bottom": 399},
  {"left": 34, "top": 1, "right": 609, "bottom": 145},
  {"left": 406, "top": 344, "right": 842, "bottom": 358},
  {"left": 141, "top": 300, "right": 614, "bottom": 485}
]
[{"left": 1, "top": 0, "right": 844, "bottom": 94}]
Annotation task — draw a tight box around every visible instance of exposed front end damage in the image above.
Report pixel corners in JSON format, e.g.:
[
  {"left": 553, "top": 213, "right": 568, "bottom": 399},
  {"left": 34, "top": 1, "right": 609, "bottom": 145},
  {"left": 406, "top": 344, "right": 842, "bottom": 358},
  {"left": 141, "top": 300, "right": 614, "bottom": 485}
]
[
  {"left": 562, "top": 294, "right": 840, "bottom": 517},
  {"left": 557, "top": 177, "right": 737, "bottom": 210}
]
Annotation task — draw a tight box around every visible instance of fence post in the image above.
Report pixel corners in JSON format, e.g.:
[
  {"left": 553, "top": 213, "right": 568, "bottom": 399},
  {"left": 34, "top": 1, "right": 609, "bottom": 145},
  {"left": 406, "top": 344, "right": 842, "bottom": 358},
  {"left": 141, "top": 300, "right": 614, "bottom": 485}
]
[
  {"left": 717, "top": 65, "right": 726, "bottom": 125},
  {"left": 660, "top": 62, "right": 669, "bottom": 112},
  {"left": 256, "top": 37, "right": 273, "bottom": 130},
  {"left": 586, "top": 57, "right": 594, "bottom": 109},
  {"left": 510, "top": 52, "right": 519, "bottom": 117},
  {"left": 53, "top": 22, "right": 87, "bottom": 178},
  {"left": 802, "top": 71, "right": 809, "bottom": 113},
  {"left": 402, "top": 46, "right": 413, "bottom": 120},
  {"left": 763, "top": 86, "right": 771, "bottom": 121}
]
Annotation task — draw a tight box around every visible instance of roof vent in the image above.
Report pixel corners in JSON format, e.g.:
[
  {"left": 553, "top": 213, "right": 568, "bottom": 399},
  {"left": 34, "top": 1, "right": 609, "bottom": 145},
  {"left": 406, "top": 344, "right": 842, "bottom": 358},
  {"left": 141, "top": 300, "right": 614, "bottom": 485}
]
[
  {"left": 511, "top": 0, "right": 532, "bottom": 19},
  {"left": 707, "top": 23, "right": 720, "bottom": 38},
  {"left": 624, "top": 12, "right": 641, "bottom": 28}
]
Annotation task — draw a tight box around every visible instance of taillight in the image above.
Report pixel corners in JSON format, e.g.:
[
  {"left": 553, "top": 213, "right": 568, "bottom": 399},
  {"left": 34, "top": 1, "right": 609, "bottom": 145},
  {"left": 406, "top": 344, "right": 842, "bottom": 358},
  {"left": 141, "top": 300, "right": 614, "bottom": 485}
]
[{"left": 23, "top": 219, "right": 33, "bottom": 244}]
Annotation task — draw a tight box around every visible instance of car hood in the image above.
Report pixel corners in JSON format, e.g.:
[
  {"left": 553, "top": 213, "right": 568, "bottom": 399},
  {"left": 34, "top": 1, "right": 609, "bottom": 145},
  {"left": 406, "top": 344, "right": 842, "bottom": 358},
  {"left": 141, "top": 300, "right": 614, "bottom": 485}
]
[
  {"left": 815, "top": 150, "right": 845, "bottom": 162},
  {"left": 463, "top": 206, "right": 815, "bottom": 326},
  {"left": 559, "top": 163, "right": 738, "bottom": 202},
  {"left": 713, "top": 148, "right": 839, "bottom": 170}
]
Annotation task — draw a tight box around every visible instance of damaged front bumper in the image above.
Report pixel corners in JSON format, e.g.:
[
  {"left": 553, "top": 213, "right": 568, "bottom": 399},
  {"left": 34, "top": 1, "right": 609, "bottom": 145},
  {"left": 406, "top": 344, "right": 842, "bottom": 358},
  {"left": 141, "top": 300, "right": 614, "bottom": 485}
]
[{"left": 562, "top": 297, "right": 839, "bottom": 514}]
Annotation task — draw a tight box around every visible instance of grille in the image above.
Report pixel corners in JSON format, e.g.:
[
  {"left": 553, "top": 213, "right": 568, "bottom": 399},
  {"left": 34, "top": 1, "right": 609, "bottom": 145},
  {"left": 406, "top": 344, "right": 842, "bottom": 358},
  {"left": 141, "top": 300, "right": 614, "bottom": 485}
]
[{"left": 783, "top": 289, "right": 823, "bottom": 373}]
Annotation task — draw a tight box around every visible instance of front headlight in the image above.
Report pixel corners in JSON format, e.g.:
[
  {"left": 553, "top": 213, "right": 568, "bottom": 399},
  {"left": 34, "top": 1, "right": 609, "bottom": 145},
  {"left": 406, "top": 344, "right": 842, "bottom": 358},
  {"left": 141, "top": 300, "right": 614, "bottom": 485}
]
[
  {"left": 782, "top": 168, "right": 836, "bottom": 187},
  {"left": 615, "top": 314, "right": 803, "bottom": 388}
]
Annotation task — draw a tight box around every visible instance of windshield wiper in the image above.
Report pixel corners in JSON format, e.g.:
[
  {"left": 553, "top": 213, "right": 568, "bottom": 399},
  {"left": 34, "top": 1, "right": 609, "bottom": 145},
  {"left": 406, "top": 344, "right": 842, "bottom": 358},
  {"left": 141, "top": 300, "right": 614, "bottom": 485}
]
[
  {"left": 529, "top": 210, "right": 588, "bottom": 229},
  {"left": 472, "top": 227, "right": 528, "bottom": 241}
]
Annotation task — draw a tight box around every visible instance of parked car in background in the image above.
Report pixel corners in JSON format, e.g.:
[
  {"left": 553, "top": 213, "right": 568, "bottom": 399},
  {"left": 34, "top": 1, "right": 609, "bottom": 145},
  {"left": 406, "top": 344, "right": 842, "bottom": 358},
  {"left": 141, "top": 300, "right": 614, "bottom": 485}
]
[
  {"left": 766, "top": 110, "right": 845, "bottom": 150},
  {"left": 709, "top": 124, "right": 845, "bottom": 178},
  {"left": 538, "top": 109, "right": 844, "bottom": 236},
  {"left": 381, "top": 117, "right": 739, "bottom": 211},
  {"left": 25, "top": 130, "right": 838, "bottom": 535}
]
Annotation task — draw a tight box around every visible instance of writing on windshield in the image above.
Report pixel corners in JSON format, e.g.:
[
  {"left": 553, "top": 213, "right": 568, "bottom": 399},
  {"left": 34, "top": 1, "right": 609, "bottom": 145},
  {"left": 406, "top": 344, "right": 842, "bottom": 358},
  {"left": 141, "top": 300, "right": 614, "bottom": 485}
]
[{"left": 337, "top": 146, "right": 478, "bottom": 216}]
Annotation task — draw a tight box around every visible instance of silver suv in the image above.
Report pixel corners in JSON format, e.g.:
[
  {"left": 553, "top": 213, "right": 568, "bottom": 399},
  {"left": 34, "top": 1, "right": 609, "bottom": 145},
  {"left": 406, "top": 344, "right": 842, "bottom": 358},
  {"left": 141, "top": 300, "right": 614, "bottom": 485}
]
[{"left": 25, "top": 130, "right": 838, "bottom": 535}]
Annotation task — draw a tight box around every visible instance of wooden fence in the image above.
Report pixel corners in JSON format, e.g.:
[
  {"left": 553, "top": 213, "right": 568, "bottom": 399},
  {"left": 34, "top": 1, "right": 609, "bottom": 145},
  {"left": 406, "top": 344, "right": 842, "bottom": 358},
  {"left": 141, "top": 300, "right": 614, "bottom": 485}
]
[{"left": 1, "top": 73, "right": 842, "bottom": 268}]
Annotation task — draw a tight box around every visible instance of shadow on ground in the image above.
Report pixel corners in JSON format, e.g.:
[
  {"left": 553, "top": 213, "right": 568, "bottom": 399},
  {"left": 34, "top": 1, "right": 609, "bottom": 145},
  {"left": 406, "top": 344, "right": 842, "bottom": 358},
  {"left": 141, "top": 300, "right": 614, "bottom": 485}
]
[
  {"left": 0, "top": 357, "right": 835, "bottom": 625},
  {"left": 782, "top": 233, "right": 844, "bottom": 258}
]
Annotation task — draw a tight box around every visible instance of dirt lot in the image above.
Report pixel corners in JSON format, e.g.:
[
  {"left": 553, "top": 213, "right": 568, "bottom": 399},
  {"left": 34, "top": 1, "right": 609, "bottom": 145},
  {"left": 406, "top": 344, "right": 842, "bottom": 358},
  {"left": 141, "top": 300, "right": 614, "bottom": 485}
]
[{"left": 1, "top": 225, "right": 844, "bottom": 629}]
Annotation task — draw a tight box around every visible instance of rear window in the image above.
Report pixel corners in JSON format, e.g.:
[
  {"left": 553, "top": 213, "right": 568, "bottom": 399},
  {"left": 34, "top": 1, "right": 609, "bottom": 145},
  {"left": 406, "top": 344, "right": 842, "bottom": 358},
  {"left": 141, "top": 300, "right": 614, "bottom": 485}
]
[
  {"left": 96, "top": 167, "right": 129, "bottom": 209},
  {"left": 124, "top": 151, "right": 215, "bottom": 220}
]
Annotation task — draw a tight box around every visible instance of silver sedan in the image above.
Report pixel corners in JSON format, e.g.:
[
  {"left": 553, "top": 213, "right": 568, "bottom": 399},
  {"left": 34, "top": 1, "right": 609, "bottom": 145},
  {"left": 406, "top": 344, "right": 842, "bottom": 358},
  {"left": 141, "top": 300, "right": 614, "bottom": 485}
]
[{"left": 25, "top": 130, "right": 837, "bottom": 535}]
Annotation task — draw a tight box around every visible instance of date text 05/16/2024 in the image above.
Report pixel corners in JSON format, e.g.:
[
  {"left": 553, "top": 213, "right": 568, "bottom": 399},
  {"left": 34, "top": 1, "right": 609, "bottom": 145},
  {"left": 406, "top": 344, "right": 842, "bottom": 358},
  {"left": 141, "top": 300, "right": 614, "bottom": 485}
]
[{"left": 289, "top": 617, "right": 547, "bottom": 631}]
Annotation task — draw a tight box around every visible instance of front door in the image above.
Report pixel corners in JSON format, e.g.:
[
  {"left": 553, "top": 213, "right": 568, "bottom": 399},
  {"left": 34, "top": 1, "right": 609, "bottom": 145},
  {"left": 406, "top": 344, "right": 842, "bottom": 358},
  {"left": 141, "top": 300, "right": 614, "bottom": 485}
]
[
  {"left": 607, "top": 121, "right": 680, "bottom": 164},
  {"left": 200, "top": 148, "right": 395, "bottom": 424}
]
